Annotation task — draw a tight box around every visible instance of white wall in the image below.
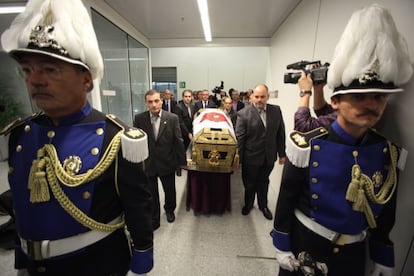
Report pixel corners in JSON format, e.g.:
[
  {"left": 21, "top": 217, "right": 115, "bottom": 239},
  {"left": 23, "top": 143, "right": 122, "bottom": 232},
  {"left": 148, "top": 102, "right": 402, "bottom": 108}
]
[
  {"left": 267, "top": 0, "right": 414, "bottom": 275},
  {"left": 150, "top": 47, "right": 270, "bottom": 95}
]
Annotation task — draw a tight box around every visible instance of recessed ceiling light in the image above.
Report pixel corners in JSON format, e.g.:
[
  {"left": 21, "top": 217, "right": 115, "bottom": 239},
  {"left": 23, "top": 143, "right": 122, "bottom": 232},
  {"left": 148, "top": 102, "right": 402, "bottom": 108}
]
[{"left": 197, "top": 0, "right": 212, "bottom": 42}]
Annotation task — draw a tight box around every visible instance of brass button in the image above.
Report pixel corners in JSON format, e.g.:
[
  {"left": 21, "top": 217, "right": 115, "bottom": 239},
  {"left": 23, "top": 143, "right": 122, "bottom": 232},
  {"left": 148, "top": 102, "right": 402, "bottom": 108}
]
[
  {"left": 352, "top": 150, "right": 358, "bottom": 158},
  {"left": 312, "top": 161, "right": 319, "bottom": 168},
  {"left": 8, "top": 167, "right": 14, "bottom": 174},
  {"left": 16, "top": 145, "right": 22, "bottom": 152},
  {"left": 311, "top": 193, "right": 319, "bottom": 200},
  {"left": 333, "top": 247, "right": 339, "bottom": 253},
  {"left": 96, "top": 128, "right": 104, "bottom": 135},
  {"left": 24, "top": 125, "right": 31, "bottom": 132},
  {"left": 83, "top": 191, "right": 91, "bottom": 199},
  {"left": 47, "top": 131, "right": 55, "bottom": 138},
  {"left": 383, "top": 147, "right": 388, "bottom": 153},
  {"left": 91, "top": 147, "right": 99, "bottom": 155},
  {"left": 311, "top": 178, "right": 318, "bottom": 184},
  {"left": 37, "top": 266, "right": 46, "bottom": 272},
  {"left": 313, "top": 145, "right": 320, "bottom": 151}
]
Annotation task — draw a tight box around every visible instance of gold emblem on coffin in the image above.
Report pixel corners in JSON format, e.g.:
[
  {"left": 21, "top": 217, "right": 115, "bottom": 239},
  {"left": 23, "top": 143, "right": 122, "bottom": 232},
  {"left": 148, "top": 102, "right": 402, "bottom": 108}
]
[{"left": 190, "top": 127, "right": 238, "bottom": 173}]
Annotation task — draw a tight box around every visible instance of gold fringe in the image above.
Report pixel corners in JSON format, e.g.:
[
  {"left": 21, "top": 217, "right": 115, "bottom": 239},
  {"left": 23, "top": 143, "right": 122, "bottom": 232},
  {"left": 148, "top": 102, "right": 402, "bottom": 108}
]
[
  {"left": 345, "top": 164, "right": 361, "bottom": 202},
  {"left": 28, "top": 150, "right": 50, "bottom": 203},
  {"left": 353, "top": 188, "right": 368, "bottom": 212}
]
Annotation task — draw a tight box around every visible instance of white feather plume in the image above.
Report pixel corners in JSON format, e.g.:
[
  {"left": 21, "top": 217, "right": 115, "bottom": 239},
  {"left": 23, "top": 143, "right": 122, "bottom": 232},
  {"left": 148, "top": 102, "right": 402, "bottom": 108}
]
[
  {"left": 1, "top": 0, "right": 104, "bottom": 81},
  {"left": 327, "top": 4, "right": 413, "bottom": 90}
]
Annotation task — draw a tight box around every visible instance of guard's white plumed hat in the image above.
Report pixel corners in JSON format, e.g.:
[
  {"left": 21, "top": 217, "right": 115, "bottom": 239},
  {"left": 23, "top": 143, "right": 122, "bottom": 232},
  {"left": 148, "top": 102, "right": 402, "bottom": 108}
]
[
  {"left": 327, "top": 4, "right": 412, "bottom": 96},
  {"left": 1, "top": 0, "right": 104, "bottom": 81}
]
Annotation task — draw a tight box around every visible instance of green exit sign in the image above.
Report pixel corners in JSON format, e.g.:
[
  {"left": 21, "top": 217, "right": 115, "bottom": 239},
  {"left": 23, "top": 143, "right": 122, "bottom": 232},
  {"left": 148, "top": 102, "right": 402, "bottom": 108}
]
[{"left": 179, "top": 81, "right": 186, "bottom": 88}]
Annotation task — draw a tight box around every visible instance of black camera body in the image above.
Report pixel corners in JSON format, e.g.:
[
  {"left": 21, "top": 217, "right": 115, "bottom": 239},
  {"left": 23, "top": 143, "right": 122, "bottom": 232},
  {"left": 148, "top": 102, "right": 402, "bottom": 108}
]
[
  {"left": 284, "top": 60, "right": 329, "bottom": 84},
  {"left": 212, "top": 81, "right": 224, "bottom": 94}
]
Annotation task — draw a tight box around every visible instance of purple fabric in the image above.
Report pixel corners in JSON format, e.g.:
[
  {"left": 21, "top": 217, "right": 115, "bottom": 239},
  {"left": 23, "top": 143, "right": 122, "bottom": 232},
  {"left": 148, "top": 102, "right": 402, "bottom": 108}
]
[
  {"left": 294, "top": 104, "right": 337, "bottom": 132},
  {"left": 186, "top": 171, "right": 231, "bottom": 214}
]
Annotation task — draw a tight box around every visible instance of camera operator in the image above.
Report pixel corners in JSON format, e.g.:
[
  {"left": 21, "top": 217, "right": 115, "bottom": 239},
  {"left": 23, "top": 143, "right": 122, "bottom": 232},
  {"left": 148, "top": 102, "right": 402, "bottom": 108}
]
[{"left": 295, "top": 70, "right": 337, "bottom": 132}]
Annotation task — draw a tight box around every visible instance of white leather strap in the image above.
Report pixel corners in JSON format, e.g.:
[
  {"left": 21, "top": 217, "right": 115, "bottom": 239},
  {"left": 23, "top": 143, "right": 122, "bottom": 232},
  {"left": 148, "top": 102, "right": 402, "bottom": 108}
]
[
  {"left": 294, "top": 209, "right": 366, "bottom": 245},
  {"left": 20, "top": 216, "right": 122, "bottom": 260}
]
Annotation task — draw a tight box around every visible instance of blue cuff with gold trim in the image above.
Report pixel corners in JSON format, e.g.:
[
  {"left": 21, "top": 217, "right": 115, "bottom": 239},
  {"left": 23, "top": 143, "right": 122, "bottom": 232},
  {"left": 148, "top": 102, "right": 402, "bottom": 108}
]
[{"left": 130, "top": 247, "right": 154, "bottom": 274}]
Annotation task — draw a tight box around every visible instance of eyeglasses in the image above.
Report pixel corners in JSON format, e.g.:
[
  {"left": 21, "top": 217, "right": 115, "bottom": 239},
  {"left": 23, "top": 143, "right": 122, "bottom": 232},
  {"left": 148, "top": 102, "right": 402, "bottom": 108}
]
[{"left": 20, "top": 64, "right": 64, "bottom": 80}]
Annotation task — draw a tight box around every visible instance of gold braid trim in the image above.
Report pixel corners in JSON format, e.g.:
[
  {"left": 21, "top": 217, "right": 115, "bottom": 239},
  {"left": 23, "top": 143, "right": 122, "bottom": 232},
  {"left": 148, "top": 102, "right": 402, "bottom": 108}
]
[
  {"left": 45, "top": 131, "right": 122, "bottom": 187},
  {"left": 28, "top": 131, "right": 125, "bottom": 231},
  {"left": 363, "top": 142, "right": 398, "bottom": 204},
  {"left": 345, "top": 142, "right": 398, "bottom": 228},
  {"left": 45, "top": 158, "right": 124, "bottom": 231}
]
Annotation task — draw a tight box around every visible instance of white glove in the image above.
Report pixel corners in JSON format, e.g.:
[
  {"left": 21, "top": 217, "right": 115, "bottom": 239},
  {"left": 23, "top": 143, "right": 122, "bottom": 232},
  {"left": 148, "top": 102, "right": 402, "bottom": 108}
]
[
  {"left": 126, "top": 271, "right": 147, "bottom": 276},
  {"left": 371, "top": 263, "right": 393, "bottom": 276},
  {"left": 275, "top": 248, "right": 297, "bottom": 272}
]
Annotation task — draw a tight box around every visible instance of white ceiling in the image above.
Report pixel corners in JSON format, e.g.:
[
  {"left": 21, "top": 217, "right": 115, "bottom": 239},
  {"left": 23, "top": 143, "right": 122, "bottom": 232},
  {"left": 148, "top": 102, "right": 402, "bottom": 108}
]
[
  {"left": 1, "top": 0, "right": 302, "bottom": 46},
  {"left": 103, "top": 0, "right": 300, "bottom": 40}
]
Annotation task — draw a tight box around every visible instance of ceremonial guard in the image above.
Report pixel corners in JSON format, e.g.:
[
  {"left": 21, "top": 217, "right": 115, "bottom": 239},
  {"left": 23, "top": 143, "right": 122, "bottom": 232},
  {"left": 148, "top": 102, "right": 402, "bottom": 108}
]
[
  {"left": 271, "top": 4, "right": 412, "bottom": 276},
  {"left": 1, "top": 0, "right": 153, "bottom": 275}
]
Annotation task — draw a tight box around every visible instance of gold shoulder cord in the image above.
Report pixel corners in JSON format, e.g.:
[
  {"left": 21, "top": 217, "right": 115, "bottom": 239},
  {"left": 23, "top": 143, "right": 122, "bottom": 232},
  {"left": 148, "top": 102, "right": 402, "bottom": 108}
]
[
  {"left": 345, "top": 141, "right": 398, "bottom": 228},
  {"left": 28, "top": 131, "right": 125, "bottom": 231}
]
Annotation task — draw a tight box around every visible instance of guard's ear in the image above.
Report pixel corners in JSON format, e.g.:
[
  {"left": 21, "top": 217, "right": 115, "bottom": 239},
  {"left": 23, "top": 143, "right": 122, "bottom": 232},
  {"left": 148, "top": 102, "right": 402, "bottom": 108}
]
[{"left": 83, "top": 70, "right": 93, "bottom": 92}]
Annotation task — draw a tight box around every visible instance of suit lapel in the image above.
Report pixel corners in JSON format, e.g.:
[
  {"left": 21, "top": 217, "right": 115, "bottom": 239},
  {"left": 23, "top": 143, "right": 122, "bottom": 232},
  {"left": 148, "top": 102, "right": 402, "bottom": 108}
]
[
  {"left": 251, "top": 105, "right": 265, "bottom": 130},
  {"left": 158, "top": 113, "right": 167, "bottom": 138},
  {"left": 144, "top": 112, "right": 157, "bottom": 141}
]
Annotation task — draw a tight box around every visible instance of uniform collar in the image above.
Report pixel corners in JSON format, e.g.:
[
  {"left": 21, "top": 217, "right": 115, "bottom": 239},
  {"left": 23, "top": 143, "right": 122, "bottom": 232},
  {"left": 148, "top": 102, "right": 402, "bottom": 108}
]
[
  {"left": 331, "top": 120, "right": 370, "bottom": 145},
  {"left": 54, "top": 102, "right": 92, "bottom": 126}
]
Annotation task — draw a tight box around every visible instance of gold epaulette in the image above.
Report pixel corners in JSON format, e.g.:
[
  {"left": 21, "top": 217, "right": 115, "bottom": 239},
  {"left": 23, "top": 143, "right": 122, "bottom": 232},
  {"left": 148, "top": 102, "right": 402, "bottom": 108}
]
[
  {"left": 106, "top": 114, "right": 148, "bottom": 163},
  {"left": 286, "top": 127, "right": 328, "bottom": 168},
  {"left": 0, "top": 112, "right": 42, "bottom": 136}
]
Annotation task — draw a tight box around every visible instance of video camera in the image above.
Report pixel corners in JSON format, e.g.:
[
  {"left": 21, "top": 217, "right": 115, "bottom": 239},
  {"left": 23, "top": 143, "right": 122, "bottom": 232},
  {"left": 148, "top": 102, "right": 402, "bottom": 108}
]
[
  {"left": 284, "top": 60, "right": 329, "bottom": 84},
  {"left": 211, "top": 81, "right": 224, "bottom": 106},
  {"left": 212, "top": 81, "right": 224, "bottom": 94}
]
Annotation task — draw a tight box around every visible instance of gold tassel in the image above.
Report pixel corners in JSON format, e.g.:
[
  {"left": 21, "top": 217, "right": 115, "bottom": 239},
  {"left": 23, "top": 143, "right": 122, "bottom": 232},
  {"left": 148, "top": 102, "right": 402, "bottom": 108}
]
[
  {"left": 29, "top": 171, "right": 50, "bottom": 203},
  {"left": 352, "top": 188, "right": 367, "bottom": 212},
  {"left": 346, "top": 165, "right": 361, "bottom": 202},
  {"left": 28, "top": 149, "right": 50, "bottom": 203}
]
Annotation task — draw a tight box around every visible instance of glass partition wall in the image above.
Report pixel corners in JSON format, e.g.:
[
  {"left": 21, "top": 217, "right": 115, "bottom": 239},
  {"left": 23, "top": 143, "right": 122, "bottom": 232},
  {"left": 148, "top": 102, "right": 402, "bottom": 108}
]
[{"left": 91, "top": 10, "right": 150, "bottom": 125}]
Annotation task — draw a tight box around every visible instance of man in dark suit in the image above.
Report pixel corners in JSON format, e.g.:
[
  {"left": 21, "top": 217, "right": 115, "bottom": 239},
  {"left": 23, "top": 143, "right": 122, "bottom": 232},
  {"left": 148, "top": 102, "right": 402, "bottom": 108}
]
[
  {"left": 161, "top": 89, "right": 177, "bottom": 113},
  {"left": 134, "top": 90, "right": 186, "bottom": 230},
  {"left": 236, "top": 84, "right": 286, "bottom": 220},
  {"left": 220, "top": 96, "right": 237, "bottom": 129},
  {"left": 174, "top": 89, "right": 195, "bottom": 150},
  {"left": 193, "top": 89, "right": 217, "bottom": 115},
  {"left": 229, "top": 88, "right": 245, "bottom": 111}
]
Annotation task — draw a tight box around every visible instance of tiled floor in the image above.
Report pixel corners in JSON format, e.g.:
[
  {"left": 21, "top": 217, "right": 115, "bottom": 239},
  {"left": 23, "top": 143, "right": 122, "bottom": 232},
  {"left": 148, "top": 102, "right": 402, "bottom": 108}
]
[{"left": 0, "top": 161, "right": 282, "bottom": 275}]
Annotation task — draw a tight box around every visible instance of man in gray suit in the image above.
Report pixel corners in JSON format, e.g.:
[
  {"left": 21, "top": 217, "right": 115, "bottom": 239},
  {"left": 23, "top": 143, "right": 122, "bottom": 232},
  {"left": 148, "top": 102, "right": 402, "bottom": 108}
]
[
  {"left": 236, "top": 84, "right": 286, "bottom": 220},
  {"left": 134, "top": 90, "right": 186, "bottom": 230}
]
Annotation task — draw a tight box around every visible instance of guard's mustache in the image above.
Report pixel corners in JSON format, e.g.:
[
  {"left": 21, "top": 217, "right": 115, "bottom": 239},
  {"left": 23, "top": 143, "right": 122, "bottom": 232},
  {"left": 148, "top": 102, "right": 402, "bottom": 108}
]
[
  {"left": 31, "top": 87, "right": 51, "bottom": 97},
  {"left": 358, "top": 109, "right": 380, "bottom": 117}
]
